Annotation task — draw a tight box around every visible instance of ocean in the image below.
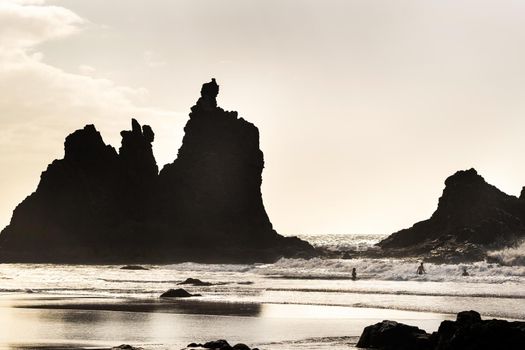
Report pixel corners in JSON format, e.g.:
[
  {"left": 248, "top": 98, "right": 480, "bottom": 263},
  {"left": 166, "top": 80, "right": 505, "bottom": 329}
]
[{"left": 0, "top": 234, "right": 524, "bottom": 349}]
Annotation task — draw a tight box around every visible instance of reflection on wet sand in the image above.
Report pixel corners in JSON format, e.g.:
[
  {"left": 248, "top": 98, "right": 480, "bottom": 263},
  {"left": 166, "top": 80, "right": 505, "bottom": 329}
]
[
  {"left": 14, "top": 297, "right": 263, "bottom": 317},
  {"left": 0, "top": 294, "right": 448, "bottom": 350}
]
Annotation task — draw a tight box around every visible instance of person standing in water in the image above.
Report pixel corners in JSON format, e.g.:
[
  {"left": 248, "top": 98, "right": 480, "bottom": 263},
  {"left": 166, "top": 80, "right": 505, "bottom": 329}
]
[
  {"left": 462, "top": 267, "right": 469, "bottom": 276},
  {"left": 351, "top": 268, "right": 357, "bottom": 280},
  {"left": 417, "top": 262, "right": 426, "bottom": 275}
]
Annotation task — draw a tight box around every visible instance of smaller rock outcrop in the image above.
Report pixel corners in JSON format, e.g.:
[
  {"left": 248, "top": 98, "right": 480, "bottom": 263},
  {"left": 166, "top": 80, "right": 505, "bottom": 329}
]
[
  {"left": 160, "top": 288, "right": 200, "bottom": 298},
  {"left": 377, "top": 169, "right": 525, "bottom": 262},
  {"left": 357, "top": 310, "right": 525, "bottom": 350}
]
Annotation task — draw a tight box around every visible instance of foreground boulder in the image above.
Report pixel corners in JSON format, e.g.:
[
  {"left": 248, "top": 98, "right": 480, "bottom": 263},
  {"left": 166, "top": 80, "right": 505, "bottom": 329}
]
[
  {"left": 377, "top": 169, "right": 525, "bottom": 262},
  {"left": 433, "top": 310, "right": 525, "bottom": 350},
  {"left": 0, "top": 79, "right": 316, "bottom": 263},
  {"left": 356, "top": 320, "right": 431, "bottom": 350},
  {"left": 357, "top": 310, "right": 525, "bottom": 350}
]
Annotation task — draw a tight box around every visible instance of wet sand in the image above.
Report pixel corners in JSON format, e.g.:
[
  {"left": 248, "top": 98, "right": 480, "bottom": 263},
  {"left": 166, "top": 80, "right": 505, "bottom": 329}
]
[{"left": 0, "top": 293, "right": 452, "bottom": 350}]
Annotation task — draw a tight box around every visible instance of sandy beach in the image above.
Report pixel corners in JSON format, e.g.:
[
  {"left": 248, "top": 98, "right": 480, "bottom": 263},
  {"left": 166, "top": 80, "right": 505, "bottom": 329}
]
[
  {"left": 1, "top": 254, "right": 524, "bottom": 349},
  {"left": 0, "top": 293, "right": 451, "bottom": 350}
]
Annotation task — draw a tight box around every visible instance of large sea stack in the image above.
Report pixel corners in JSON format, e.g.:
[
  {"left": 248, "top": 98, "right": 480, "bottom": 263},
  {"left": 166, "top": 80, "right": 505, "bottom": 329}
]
[
  {"left": 0, "top": 79, "right": 315, "bottom": 263},
  {"left": 377, "top": 168, "right": 525, "bottom": 262}
]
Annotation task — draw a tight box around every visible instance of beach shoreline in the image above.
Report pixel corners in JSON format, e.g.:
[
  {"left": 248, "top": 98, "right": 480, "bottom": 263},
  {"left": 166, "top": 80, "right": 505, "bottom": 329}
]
[{"left": 0, "top": 293, "right": 452, "bottom": 350}]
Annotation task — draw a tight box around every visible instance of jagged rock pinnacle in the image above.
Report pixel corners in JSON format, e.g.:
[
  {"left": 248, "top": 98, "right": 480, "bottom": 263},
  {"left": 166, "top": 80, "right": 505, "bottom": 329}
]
[
  {"left": 143, "top": 125, "right": 154, "bottom": 143},
  {"left": 200, "top": 78, "right": 219, "bottom": 99},
  {"left": 444, "top": 168, "right": 482, "bottom": 187},
  {"left": 196, "top": 78, "right": 220, "bottom": 111},
  {"left": 131, "top": 118, "right": 141, "bottom": 134},
  {"left": 0, "top": 80, "right": 316, "bottom": 263}
]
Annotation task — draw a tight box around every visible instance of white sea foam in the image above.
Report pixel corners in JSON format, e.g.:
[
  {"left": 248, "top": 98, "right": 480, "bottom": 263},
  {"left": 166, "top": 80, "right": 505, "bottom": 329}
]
[
  {"left": 298, "top": 234, "right": 386, "bottom": 252},
  {"left": 487, "top": 240, "right": 525, "bottom": 266},
  {"left": 164, "top": 262, "right": 254, "bottom": 273},
  {"left": 256, "top": 257, "right": 525, "bottom": 283}
]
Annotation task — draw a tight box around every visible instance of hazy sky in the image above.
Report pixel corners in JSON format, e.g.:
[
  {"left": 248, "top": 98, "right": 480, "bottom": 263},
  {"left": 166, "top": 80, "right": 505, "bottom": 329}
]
[{"left": 1, "top": 0, "right": 525, "bottom": 236}]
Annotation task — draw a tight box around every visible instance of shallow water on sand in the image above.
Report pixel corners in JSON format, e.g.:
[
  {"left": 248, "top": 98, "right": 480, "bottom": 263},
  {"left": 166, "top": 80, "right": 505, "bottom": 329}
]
[{"left": 0, "top": 296, "right": 449, "bottom": 349}]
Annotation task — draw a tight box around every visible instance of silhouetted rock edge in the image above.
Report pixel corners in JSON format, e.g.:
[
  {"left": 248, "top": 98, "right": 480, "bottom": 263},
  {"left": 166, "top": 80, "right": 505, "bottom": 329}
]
[
  {"left": 357, "top": 310, "right": 525, "bottom": 350},
  {"left": 0, "top": 79, "right": 316, "bottom": 263},
  {"left": 375, "top": 168, "right": 525, "bottom": 262}
]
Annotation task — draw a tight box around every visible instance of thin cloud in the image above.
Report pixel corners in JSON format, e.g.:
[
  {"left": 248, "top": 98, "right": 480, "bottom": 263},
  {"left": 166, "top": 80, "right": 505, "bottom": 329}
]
[
  {"left": 143, "top": 50, "right": 167, "bottom": 68},
  {"left": 0, "top": 0, "right": 182, "bottom": 229},
  {"left": 0, "top": 0, "right": 84, "bottom": 49}
]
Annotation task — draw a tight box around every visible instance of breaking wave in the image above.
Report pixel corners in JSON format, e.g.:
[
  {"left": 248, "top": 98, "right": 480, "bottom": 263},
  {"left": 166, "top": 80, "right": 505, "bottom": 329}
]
[
  {"left": 298, "top": 233, "right": 385, "bottom": 252},
  {"left": 255, "top": 257, "right": 525, "bottom": 283},
  {"left": 487, "top": 241, "right": 525, "bottom": 266}
]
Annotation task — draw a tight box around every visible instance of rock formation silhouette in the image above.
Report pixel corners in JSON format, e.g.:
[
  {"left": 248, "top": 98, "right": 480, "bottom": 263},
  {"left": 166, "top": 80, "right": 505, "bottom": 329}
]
[
  {"left": 378, "top": 168, "right": 525, "bottom": 262},
  {"left": 357, "top": 310, "right": 525, "bottom": 350},
  {"left": 0, "top": 79, "right": 315, "bottom": 263}
]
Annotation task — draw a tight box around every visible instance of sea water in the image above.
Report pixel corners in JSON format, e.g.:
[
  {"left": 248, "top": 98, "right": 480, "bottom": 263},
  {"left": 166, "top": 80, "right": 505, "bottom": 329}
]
[{"left": 0, "top": 234, "right": 523, "bottom": 349}]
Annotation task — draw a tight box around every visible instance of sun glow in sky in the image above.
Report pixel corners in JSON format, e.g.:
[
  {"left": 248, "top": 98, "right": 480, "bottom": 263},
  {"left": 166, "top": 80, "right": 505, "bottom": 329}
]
[{"left": 1, "top": 0, "right": 525, "bottom": 236}]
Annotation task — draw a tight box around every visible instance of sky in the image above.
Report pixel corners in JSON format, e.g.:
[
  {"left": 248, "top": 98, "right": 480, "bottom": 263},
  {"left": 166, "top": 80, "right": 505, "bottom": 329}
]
[{"left": 1, "top": 0, "right": 525, "bottom": 236}]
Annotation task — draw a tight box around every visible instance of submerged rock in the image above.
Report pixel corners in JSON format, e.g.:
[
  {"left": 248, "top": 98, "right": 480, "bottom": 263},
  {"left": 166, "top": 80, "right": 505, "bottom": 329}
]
[
  {"left": 179, "top": 278, "right": 212, "bottom": 286},
  {"left": 160, "top": 288, "right": 200, "bottom": 298}
]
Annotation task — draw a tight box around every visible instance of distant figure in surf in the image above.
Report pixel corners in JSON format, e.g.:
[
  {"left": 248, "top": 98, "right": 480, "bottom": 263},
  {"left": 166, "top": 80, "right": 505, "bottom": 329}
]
[
  {"left": 417, "top": 262, "right": 426, "bottom": 275},
  {"left": 462, "top": 267, "right": 469, "bottom": 276},
  {"left": 351, "top": 268, "right": 357, "bottom": 280}
]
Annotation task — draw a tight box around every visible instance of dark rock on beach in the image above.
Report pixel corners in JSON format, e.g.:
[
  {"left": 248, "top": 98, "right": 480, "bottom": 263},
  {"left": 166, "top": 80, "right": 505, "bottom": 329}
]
[
  {"left": 187, "top": 340, "right": 257, "bottom": 350},
  {"left": 376, "top": 168, "right": 525, "bottom": 262},
  {"left": 111, "top": 345, "right": 143, "bottom": 350},
  {"left": 160, "top": 288, "right": 200, "bottom": 298},
  {"left": 203, "top": 340, "right": 231, "bottom": 349},
  {"left": 0, "top": 79, "right": 316, "bottom": 263},
  {"left": 120, "top": 265, "right": 149, "bottom": 270},
  {"left": 357, "top": 310, "right": 525, "bottom": 350}
]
